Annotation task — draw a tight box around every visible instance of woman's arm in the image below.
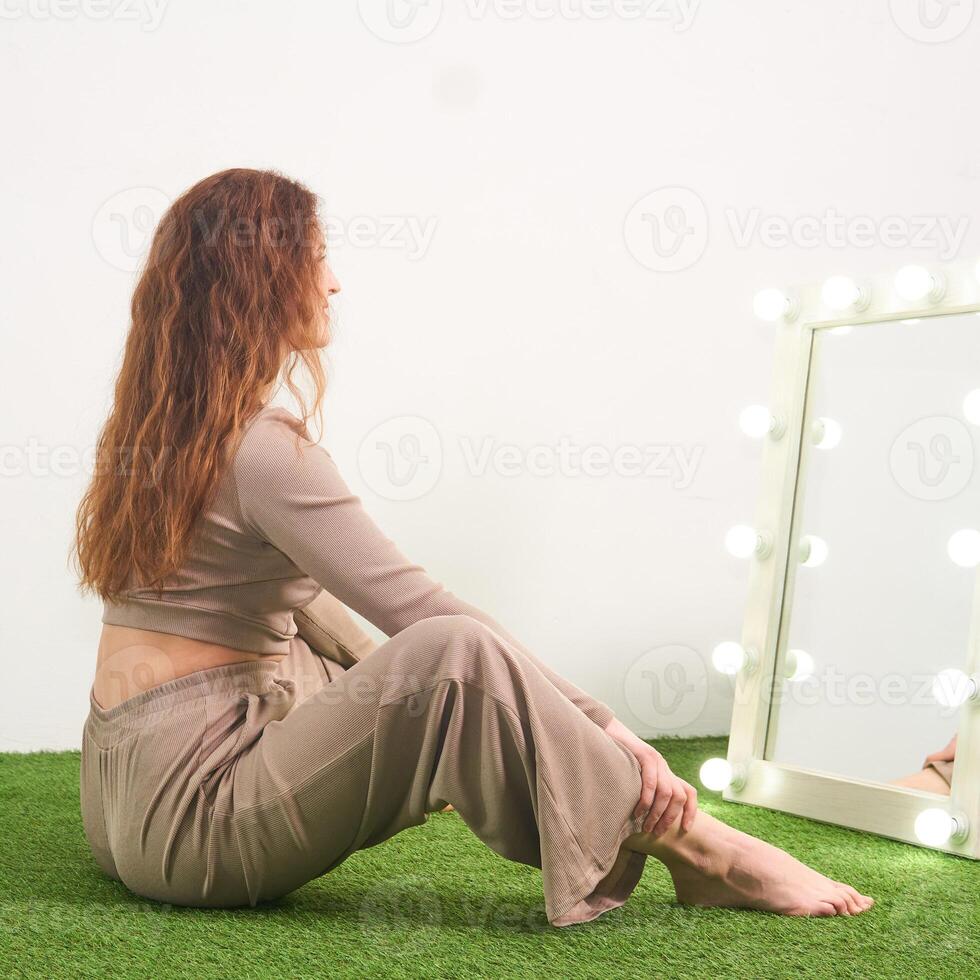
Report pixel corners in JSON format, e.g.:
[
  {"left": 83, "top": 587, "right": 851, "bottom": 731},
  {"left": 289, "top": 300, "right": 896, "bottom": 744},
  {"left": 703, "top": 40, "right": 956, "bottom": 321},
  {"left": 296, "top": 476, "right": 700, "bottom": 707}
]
[
  {"left": 294, "top": 588, "right": 377, "bottom": 668},
  {"left": 234, "top": 408, "right": 614, "bottom": 727}
]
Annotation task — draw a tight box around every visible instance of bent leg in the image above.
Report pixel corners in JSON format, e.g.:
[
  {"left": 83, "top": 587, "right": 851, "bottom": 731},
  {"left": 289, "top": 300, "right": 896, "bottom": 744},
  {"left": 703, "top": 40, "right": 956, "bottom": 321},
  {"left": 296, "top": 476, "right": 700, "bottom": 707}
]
[
  {"left": 892, "top": 766, "right": 952, "bottom": 794},
  {"left": 224, "top": 614, "right": 647, "bottom": 926}
]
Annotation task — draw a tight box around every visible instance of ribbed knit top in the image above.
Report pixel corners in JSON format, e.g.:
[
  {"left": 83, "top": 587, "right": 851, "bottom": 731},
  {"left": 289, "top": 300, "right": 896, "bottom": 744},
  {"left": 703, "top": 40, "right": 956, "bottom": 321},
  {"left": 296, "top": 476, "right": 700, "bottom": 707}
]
[{"left": 101, "top": 405, "right": 613, "bottom": 726}]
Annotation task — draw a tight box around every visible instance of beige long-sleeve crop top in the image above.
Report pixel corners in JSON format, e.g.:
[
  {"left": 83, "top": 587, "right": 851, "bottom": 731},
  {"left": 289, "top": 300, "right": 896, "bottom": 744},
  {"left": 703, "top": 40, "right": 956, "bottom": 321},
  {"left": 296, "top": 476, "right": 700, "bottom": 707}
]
[{"left": 102, "top": 405, "right": 613, "bottom": 728}]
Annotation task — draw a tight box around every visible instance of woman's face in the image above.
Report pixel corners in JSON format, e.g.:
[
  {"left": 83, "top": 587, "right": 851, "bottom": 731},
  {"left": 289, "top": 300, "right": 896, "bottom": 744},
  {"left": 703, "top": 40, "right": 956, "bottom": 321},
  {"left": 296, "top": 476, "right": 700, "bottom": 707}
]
[{"left": 317, "top": 255, "right": 341, "bottom": 347}]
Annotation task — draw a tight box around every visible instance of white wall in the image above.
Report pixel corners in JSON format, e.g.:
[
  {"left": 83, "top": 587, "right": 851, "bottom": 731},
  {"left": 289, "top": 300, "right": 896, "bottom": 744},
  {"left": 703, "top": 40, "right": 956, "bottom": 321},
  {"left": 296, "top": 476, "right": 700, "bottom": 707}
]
[{"left": 2, "top": 0, "right": 978, "bottom": 750}]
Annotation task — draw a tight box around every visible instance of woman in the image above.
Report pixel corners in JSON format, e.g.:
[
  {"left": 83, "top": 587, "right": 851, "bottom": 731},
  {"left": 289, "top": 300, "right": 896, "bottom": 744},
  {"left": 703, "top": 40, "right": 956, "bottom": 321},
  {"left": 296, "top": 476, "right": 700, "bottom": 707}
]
[{"left": 74, "top": 168, "right": 873, "bottom": 926}]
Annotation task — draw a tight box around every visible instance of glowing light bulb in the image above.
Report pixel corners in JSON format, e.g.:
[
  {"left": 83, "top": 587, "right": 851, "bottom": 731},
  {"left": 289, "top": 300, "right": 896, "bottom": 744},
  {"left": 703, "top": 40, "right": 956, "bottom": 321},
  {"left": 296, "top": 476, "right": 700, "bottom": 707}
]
[
  {"left": 895, "top": 265, "right": 944, "bottom": 304},
  {"left": 739, "top": 405, "right": 783, "bottom": 439},
  {"left": 786, "top": 648, "right": 815, "bottom": 682},
  {"left": 712, "top": 641, "right": 755, "bottom": 675},
  {"left": 725, "top": 524, "right": 770, "bottom": 559},
  {"left": 753, "top": 288, "right": 796, "bottom": 323},
  {"left": 914, "top": 808, "right": 967, "bottom": 847},
  {"left": 699, "top": 758, "right": 734, "bottom": 791},
  {"left": 812, "top": 417, "right": 842, "bottom": 450},
  {"left": 821, "top": 275, "right": 866, "bottom": 312},
  {"left": 947, "top": 529, "right": 980, "bottom": 568},
  {"left": 963, "top": 389, "right": 980, "bottom": 426},
  {"left": 800, "top": 535, "right": 828, "bottom": 567},
  {"left": 932, "top": 668, "right": 979, "bottom": 708}
]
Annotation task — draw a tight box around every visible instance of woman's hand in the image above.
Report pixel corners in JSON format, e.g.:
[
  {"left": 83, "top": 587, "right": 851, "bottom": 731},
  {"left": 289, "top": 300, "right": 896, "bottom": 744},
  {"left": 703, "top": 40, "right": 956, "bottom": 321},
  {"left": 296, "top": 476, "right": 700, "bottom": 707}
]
[
  {"left": 924, "top": 733, "right": 957, "bottom": 768},
  {"left": 604, "top": 718, "right": 698, "bottom": 837}
]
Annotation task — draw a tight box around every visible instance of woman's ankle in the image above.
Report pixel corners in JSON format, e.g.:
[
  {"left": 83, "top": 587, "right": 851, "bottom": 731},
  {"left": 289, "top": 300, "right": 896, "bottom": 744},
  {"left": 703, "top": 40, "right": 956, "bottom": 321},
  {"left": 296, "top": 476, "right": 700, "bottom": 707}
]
[{"left": 625, "top": 811, "right": 739, "bottom": 877}]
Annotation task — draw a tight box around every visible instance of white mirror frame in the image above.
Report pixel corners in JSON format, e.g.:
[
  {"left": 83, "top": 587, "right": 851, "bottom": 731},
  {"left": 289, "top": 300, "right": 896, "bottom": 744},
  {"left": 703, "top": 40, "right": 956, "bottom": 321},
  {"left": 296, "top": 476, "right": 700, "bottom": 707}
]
[{"left": 724, "top": 260, "right": 980, "bottom": 858}]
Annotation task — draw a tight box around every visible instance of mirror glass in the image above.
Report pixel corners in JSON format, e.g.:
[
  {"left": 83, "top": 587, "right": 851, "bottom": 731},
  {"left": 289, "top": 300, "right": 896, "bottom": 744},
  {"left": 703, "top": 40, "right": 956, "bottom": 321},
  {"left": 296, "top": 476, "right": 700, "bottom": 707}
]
[{"left": 764, "top": 312, "right": 980, "bottom": 793}]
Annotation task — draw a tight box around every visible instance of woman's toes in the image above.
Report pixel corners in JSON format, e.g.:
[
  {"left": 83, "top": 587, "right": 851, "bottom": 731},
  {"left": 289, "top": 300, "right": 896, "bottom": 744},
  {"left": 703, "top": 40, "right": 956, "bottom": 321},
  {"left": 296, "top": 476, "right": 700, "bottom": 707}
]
[{"left": 838, "top": 884, "right": 862, "bottom": 913}]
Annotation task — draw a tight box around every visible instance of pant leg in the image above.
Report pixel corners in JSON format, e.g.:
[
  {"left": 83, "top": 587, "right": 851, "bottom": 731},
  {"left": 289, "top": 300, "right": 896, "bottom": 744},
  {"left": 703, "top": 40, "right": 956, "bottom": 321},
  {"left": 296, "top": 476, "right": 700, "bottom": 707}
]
[{"left": 222, "top": 613, "right": 647, "bottom": 926}]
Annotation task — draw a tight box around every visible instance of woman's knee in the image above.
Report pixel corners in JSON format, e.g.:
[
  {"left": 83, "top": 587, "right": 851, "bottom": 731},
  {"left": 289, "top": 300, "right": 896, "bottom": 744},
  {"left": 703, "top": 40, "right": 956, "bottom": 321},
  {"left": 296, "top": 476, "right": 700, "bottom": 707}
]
[{"left": 397, "top": 614, "right": 502, "bottom": 672}]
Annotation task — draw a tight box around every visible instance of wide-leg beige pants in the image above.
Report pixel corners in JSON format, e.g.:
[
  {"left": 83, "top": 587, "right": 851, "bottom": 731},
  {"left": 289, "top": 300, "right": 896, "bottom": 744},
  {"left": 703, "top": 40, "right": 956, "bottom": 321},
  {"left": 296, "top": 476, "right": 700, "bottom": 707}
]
[{"left": 80, "top": 611, "right": 648, "bottom": 927}]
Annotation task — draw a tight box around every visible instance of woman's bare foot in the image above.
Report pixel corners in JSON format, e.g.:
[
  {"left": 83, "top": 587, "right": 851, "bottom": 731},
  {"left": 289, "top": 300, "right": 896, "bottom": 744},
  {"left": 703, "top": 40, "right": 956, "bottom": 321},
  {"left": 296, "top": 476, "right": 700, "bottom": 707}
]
[{"left": 626, "top": 810, "right": 873, "bottom": 917}]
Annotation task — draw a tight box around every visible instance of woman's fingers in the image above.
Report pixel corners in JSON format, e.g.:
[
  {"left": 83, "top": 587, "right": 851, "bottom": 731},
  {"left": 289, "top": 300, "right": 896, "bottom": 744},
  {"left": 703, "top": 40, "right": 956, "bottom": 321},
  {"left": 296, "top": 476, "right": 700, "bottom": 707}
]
[
  {"left": 642, "top": 761, "right": 674, "bottom": 833},
  {"left": 651, "top": 787, "right": 686, "bottom": 837},
  {"left": 633, "top": 760, "right": 658, "bottom": 820},
  {"left": 680, "top": 780, "right": 698, "bottom": 831}
]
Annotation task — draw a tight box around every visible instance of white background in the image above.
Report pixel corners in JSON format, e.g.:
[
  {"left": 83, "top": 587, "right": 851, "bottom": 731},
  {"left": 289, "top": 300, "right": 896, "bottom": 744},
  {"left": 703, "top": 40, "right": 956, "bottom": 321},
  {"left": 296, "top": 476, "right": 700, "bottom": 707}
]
[{"left": 2, "top": 0, "right": 979, "bottom": 750}]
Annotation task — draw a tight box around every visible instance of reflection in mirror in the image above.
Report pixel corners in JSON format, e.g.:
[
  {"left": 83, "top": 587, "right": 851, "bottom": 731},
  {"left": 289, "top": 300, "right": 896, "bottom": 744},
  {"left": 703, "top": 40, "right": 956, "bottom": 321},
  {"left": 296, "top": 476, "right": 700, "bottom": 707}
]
[{"left": 764, "top": 312, "right": 980, "bottom": 792}]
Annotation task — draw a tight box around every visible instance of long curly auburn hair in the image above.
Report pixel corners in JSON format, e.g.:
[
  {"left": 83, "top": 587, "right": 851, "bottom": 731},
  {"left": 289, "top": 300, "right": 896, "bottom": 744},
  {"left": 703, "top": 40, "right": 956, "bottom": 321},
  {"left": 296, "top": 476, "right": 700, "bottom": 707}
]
[{"left": 73, "top": 168, "right": 329, "bottom": 601}]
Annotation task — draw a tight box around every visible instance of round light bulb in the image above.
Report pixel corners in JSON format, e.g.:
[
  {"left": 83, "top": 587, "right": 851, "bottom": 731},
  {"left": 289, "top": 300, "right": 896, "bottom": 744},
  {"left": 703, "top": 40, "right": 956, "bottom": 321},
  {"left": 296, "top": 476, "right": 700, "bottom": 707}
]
[
  {"left": 932, "top": 668, "right": 978, "bottom": 708},
  {"left": 895, "top": 265, "right": 943, "bottom": 304},
  {"left": 699, "top": 758, "right": 734, "bottom": 791},
  {"left": 914, "top": 808, "right": 962, "bottom": 847},
  {"left": 962, "top": 389, "right": 980, "bottom": 426},
  {"left": 812, "top": 417, "right": 842, "bottom": 450},
  {"left": 800, "top": 535, "right": 829, "bottom": 567},
  {"left": 712, "top": 641, "right": 749, "bottom": 675},
  {"left": 786, "top": 648, "right": 815, "bottom": 683},
  {"left": 725, "top": 524, "right": 769, "bottom": 559},
  {"left": 947, "top": 529, "right": 980, "bottom": 568},
  {"left": 821, "top": 275, "right": 865, "bottom": 312},
  {"left": 739, "top": 405, "right": 777, "bottom": 439},
  {"left": 753, "top": 288, "right": 795, "bottom": 323}
]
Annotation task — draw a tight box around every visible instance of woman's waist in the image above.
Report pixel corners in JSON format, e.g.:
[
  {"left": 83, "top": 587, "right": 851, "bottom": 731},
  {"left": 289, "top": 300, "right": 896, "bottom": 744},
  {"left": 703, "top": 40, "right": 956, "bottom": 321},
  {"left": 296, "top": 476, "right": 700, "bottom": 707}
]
[{"left": 94, "top": 623, "right": 287, "bottom": 712}]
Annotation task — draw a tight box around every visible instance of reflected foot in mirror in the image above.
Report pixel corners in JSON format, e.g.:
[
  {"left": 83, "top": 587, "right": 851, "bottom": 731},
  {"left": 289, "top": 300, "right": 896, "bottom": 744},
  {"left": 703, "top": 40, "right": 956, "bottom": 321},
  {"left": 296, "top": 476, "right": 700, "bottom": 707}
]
[{"left": 626, "top": 811, "right": 874, "bottom": 917}]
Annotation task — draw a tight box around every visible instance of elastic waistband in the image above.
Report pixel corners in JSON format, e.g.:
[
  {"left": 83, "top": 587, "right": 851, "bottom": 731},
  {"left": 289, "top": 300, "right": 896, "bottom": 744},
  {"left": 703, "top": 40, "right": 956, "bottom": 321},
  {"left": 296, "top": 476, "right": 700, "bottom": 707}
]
[{"left": 87, "top": 659, "right": 284, "bottom": 734}]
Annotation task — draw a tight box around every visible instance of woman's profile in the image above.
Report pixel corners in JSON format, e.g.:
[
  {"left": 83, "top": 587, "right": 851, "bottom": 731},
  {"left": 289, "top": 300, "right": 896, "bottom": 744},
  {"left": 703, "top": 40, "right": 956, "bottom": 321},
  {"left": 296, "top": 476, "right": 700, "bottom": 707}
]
[{"left": 73, "top": 168, "right": 873, "bottom": 925}]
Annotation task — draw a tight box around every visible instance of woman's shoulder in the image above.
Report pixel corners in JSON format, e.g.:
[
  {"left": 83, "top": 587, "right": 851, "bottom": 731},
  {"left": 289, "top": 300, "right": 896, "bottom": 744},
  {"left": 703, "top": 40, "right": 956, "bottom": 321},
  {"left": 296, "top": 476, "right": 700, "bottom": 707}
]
[
  {"left": 242, "top": 405, "right": 310, "bottom": 444},
  {"left": 234, "top": 404, "right": 319, "bottom": 477}
]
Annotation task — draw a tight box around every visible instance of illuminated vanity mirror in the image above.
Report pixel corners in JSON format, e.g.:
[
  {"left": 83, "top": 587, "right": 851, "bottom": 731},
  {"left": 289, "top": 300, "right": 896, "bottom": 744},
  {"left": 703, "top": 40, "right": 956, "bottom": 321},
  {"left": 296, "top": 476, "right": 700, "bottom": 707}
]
[
  {"left": 768, "top": 313, "right": 979, "bottom": 787},
  {"left": 721, "top": 265, "right": 980, "bottom": 857}
]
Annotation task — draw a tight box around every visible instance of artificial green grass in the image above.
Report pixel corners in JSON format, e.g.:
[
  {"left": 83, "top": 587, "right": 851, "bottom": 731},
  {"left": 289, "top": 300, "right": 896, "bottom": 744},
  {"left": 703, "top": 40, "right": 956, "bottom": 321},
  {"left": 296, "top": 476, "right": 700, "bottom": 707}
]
[{"left": 2, "top": 736, "right": 976, "bottom": 979}]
